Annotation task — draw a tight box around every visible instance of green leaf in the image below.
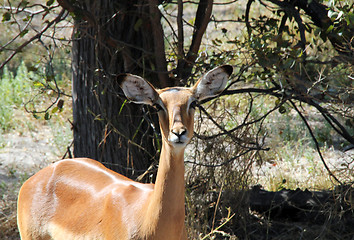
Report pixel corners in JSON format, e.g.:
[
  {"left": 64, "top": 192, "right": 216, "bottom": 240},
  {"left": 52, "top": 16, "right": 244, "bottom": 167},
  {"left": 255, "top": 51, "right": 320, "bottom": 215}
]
[
  {"left": 150, "top": 62, "right": 155, "bottom": 71},
  {"left": 134, "top": 18, "right": 143, "bottom": 32},
  {"left": 44, "top": 112, "right": 51, "bottom": 120},
  {"left": 345, "top": 119, "right": 353, "bottom": 128},
  {"left": 279, "top": 105, "right": 286, "bottom": 114},
  {"left": 19, "top": 29, "right": 29, "bottom": 38},
  {"left": 33, "top": 81, "right": 44, "bottom": 87},
  {"left": 46, "top": 0, "right": 55, "bottom": 6},
  {"left": 19, "top": 1, "right": 29, "bottom": 8},
  {"left": 23, "top": 15, "right": 31, "bottom": 22},
  {"left": 51, "top": 107, "right": 59, "bottom": 114},
  {"left": 33, "top": 113, "right": 41, "bottom": 119},
  {"left": 346, "top": 12, "right": 354, "bottom": 26},
  {"left": 119, "top": 100, "right": 128, "bottom": 115},
  {"left": 28, "top": 66, "right": 38, "bottom": 72},
  {"left": 46, "top": 74, "right": 55, "bottom": 82},
  {"left": 2, "top": 12, "right": 11, "bottom": 22},
  {"left": 326, "top": 25, "right": 334, "bottom": 33}
]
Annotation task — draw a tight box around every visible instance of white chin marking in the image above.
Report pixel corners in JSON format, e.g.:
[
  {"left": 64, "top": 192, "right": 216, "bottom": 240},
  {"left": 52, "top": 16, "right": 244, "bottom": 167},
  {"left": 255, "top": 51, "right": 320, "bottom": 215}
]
[{"left": 168, "top": 137, "right": 189, "bottom": 148}]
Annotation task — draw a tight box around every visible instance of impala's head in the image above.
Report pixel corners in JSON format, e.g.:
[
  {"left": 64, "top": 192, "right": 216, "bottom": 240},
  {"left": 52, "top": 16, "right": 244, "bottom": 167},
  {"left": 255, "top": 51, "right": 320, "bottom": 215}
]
[{"left": 118, "top": 65, "right": 233, "bottom": 151}]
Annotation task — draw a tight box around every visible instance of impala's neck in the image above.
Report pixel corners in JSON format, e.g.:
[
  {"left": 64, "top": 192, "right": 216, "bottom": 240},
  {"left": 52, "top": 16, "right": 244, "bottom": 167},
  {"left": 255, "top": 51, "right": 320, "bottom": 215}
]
[
  {"left": 155, "top": 143, "right": 185, "bottom": 213},
  {"left": 143, "top": 142, "right": 186, "bottom": 238}
]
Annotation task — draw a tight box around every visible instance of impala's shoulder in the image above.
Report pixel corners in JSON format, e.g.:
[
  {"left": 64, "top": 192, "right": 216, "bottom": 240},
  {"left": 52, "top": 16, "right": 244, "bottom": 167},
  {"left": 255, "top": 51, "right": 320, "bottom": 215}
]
[
  {"left": 109, "top": 182, "right": 154, "bottom": 208},
  {"left": 112, "top": 178, "right": 154, "bottom": 192}
]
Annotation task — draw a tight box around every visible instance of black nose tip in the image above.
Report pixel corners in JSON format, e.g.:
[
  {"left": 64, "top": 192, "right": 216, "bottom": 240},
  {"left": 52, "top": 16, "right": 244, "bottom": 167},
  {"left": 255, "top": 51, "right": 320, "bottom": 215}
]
[{"left": 172, "top": 128, "right": 187, "bottom": 137}]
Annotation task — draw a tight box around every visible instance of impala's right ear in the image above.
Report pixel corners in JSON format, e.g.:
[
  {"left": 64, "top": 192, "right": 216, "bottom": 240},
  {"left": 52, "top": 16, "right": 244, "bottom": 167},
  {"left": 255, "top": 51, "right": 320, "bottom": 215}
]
[
  {"left": 117, "top": 74, "right": 159, "bottom": 105},
  {"left": 192, "top": 65, "right": 233, "bottom": 101}
]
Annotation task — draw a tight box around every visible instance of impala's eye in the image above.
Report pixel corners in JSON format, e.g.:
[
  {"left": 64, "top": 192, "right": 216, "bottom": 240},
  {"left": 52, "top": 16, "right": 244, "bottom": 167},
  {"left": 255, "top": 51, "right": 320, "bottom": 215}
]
[
  {"left": 153, "top": 103, "right": 164, "bottom": 112},
  {"left": 190, "top": 100, "right": 198, "bottom": 110}
]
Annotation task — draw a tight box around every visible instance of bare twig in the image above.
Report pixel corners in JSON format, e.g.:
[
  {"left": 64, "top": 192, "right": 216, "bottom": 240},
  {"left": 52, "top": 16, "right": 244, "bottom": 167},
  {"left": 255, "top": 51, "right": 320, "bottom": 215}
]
[
  {"left": 197, "top": 103, "right": 269, "bottom": 152},
  {"left": 211, "top": 182, "right": 224, "bottom": 231},
  {"left": 57, "top": 0, "right": 96, "bottom": 27},
  {"left": 185, "top": 148, "right": 255, "bottom": 167},
  {"left": 308, "top": 100, "right": 354, "bottom": 145},
  {"left": 0, "top": 4, "right": 59, "bottom": 15},
  {"left": 1, "top": 14, "right": 33, "bottom": 50},
  {"left": 196, "top": 94, "right": 283, "bottom": 141},
  {"left": 0, "top": 9, "right": 66, "bottom": 71},
  {"left": 289, "top": 100, "right": 342, "bottom": 185},
  {"left": 245, "top": 0, "right": 255, "bottom": 36}
]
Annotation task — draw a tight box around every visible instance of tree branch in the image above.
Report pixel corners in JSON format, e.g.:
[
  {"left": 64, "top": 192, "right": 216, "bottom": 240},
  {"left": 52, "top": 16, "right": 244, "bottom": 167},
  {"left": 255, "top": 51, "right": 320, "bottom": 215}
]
[
  {"left": 266, "top": 0, "right": 306, "bottom": 50},
  {"left": 245, "top": 0, "right": 254, "bottom": 36},
  {"left": 177, "top": 0, "right": 184, "bottom": 58},
  {"left": 196, "top": 104, "right": 268, "bottom": 151},
  {"left": 197, "top": 94, "right": 283, "bottom": 141},
  {"left": 57, "top": 0, "right": 96, "bottom": 27},
  {"left": 187, "top": 0, "right": 213, "bottom": 63},
  {"left": 0, "top": 9, "right": 66, "bottom": 71},
  {"left": 177, "top": 0, "right": 213, "bottom": 80},
  {"left": 148, "top": 0, "right": 170, "bottom": 88},
  {"left": 265, "top": 0, "right": 353, "bottom": 58},
  {"left": 306, "top": 99, "right": 354, "bottom": 145},
  {"left": 289, "top": 100, "right": 342, "bottom": 185}
]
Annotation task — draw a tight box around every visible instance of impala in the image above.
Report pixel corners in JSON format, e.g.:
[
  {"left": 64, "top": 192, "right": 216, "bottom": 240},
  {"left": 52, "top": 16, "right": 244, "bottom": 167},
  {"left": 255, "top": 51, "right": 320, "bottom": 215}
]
[{"left": 17, "top": 65, "right": 233, "bottom": 240}]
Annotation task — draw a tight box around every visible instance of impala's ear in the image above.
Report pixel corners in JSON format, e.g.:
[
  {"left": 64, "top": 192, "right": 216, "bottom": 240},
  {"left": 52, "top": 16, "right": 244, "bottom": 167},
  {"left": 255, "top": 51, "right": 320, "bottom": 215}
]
[
  {"left": 117, "top": 74, "right": 159, "bottom": 105},
  {"left": 192, "top": 65, "right": 233, "bottom": 101}
]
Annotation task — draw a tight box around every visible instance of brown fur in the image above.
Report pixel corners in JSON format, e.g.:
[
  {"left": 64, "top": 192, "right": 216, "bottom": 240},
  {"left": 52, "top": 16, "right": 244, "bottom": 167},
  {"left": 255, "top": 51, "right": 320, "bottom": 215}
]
[{"left": 17, "top": 65, "right": 232, "bottom": 240}]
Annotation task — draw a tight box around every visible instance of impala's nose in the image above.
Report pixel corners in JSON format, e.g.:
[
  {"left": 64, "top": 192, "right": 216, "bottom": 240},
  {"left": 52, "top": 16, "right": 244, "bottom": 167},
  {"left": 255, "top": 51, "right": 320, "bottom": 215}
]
[
  {"left": 170, "top": 125, "right": 187, "bottom": 144},
  {"left": 171, "top": 127, "right": 187, "bottom": 138}
]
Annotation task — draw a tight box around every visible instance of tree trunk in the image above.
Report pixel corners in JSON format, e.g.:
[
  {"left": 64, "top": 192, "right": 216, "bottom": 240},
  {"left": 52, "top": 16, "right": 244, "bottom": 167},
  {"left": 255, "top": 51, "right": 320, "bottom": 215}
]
[{"left": 70, "top": 0, "right": 163, "bottom": 180}]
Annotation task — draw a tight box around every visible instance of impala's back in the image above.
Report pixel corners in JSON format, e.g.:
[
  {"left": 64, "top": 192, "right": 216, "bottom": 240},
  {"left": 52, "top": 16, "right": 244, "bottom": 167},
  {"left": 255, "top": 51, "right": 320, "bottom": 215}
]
[{"left": 17, "top": 158, "right": 154, "bottom": 239}]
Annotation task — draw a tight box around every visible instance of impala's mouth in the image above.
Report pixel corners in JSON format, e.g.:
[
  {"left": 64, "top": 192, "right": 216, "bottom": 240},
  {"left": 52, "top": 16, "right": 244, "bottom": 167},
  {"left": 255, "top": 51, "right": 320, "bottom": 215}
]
[
  {"left": 169, "top": 134, "right": 189, "bottom": 144},
  {"left": 170, "top": 139, "right": 185, "bottom": 144},
  {"left": 168, "top": 137, "right": 188, "bottom": 146}
]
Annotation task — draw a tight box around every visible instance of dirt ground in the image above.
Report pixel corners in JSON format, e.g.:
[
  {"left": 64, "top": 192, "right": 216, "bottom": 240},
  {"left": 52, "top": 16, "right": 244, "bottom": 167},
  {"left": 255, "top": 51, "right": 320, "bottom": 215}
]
[
  {"left": 0, "top": 128, "right": 61, "bottom": 240},
  {"left": 0, "top": 129, "right": 59, "bottom": 180}
]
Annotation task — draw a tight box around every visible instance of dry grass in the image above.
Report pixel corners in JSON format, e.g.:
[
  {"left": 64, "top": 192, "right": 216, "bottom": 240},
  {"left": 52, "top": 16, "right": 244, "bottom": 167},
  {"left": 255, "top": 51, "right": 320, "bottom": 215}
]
[
  {"left": 0, "top": 198, "right": 19, "bottom": 240},
  {"left": 0, "top": 179, "right": 20, "bottom": 240}
]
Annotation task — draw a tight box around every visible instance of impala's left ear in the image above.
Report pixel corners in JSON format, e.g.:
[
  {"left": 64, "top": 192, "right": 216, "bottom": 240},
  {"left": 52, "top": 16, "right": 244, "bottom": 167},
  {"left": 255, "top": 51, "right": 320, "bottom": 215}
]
[
  {"left": 117, "top": 73, "right": 159, "bottom": 105},
  {"left": 192, "top": 65, "right": 233, "bottom": 101}
]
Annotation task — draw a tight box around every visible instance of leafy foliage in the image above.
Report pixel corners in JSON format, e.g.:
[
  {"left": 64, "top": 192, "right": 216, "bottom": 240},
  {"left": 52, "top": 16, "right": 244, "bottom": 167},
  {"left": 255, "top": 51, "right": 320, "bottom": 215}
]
[
  {"left": 0, "top": 60, "right": 70, "bottom": 131},
  {"left": 0, "top": 62, "right": 32, "bottom": 131}
]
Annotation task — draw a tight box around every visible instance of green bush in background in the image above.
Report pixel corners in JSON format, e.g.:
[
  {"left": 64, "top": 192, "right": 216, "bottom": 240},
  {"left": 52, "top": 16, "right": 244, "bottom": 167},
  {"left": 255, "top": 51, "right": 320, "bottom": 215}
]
[{"left": 0, "top": 62, "right": 32, "bottom": 131}]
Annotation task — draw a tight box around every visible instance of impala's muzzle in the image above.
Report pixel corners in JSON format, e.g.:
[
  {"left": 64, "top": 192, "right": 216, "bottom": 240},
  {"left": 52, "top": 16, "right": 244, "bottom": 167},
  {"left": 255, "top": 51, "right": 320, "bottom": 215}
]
[
  {"left": 168, "top": 107, "right": 189, "bottom": 144},
  {"left": 170, "top": 126, "right": 188, "bottom": 144}
]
